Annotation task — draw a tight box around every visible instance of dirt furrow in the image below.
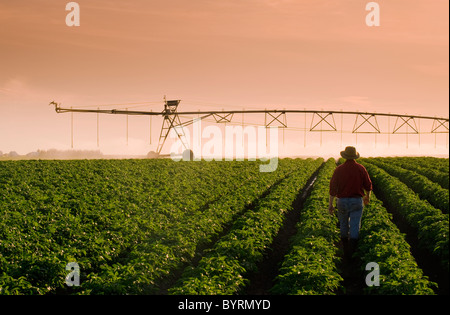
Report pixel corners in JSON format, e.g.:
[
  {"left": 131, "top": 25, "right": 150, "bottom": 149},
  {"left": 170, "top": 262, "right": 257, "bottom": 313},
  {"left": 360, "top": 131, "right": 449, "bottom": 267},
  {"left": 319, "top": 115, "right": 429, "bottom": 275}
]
[{"left": 244, "top": 164, "right": 323, "bottom": 295}]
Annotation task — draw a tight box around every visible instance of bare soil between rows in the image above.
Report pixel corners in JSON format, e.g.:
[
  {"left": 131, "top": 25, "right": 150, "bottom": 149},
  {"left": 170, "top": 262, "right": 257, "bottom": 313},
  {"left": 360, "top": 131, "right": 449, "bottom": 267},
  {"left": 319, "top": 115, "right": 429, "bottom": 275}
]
[
  {"left": 244, "top": 165, "right": 323, "bottom": 295},
  {"left": 372, "top": 186, "right": 449, "bottom": 295}
]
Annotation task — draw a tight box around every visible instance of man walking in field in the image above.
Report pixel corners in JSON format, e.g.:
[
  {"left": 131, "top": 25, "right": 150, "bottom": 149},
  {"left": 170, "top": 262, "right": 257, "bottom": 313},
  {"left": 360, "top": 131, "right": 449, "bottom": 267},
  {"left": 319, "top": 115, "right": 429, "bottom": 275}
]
[{"left": 328, "top": 146, "right": 372, "bottom": 258}]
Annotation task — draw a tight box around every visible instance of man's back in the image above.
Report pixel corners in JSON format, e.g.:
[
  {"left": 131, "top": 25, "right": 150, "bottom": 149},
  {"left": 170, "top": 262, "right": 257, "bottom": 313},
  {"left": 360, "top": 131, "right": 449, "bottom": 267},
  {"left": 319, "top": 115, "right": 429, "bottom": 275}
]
[{"left": 329, "top": 159, "right": 372, "bottom": 198}]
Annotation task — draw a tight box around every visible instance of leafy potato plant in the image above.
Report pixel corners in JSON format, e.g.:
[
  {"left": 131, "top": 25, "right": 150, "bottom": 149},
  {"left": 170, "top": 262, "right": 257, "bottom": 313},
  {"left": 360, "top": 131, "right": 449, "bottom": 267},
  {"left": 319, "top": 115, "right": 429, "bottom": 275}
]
[
  {"left": 361, "top": 161, "right": 449, "bottom": 270},
  {"left": 358, "top": 195, "right": 436, "bottom": 294}
]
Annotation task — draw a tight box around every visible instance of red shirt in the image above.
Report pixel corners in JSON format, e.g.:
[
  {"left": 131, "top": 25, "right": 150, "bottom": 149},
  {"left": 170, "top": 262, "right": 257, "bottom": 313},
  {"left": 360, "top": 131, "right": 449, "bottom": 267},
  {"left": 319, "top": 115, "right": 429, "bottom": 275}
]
[{"left": 329, "top": 159, "right": 372, "bottom": 198}]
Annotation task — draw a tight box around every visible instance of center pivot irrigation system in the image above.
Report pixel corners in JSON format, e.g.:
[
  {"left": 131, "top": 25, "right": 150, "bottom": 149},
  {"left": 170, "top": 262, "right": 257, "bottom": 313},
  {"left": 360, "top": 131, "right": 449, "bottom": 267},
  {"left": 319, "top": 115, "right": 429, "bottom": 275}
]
[{"left": 50, "top": 99, "right": 449, "bottom": 155}]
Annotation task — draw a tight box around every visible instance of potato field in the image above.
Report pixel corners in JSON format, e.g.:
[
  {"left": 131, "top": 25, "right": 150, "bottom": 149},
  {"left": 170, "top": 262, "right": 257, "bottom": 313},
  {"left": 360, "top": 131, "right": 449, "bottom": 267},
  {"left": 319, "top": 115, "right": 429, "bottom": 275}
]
[{"left": 0, "top": 156, "right": 448, "bottom": 295}]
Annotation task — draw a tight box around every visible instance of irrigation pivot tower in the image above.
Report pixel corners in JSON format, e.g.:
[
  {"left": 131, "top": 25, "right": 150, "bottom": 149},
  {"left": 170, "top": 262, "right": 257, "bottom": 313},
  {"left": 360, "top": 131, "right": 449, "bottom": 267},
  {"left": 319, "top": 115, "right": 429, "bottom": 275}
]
[
  {"left": 156, "top": 99, "right": 189, "bottom": 154},
  {"left": 51, "top": 99, "right": 449, "bottom": 154}
]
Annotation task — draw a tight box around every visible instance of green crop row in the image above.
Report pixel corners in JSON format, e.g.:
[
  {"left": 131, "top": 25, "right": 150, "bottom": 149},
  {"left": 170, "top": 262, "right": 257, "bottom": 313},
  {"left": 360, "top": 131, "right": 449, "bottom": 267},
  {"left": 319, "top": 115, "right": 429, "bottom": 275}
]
[
  {"left": 364, "top": 158, "right": 449, "bottom": 213},
  {"left": 168, "top": 158, "right": 324, "bottom": 294},
  {"left": 387, "top": 157, "right": 448, "bottom": 187},
  {"left": 361, "top": 161, "right": 449, "bottom": 270},
  {"left": 357, "top": 195, "right": 436, "bottom": 295},
  {"left": 271, "top": 158, "right": 342, "bottom": 295},
  {"left": 0, "top": 159, "right": 301, "bottom": 295},
  {"left": 401, "top": 157, "right": 448, "bottom": 173},
  {"left": 82, "top": 160, "right": 305, "bottom": 294}
]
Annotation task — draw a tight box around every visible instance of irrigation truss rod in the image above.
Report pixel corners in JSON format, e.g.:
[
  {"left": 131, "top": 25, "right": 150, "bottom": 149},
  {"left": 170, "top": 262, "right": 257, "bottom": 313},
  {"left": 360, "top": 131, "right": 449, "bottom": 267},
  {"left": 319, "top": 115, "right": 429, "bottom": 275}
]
[
  {"left": 52, "top": 102, "right": 449, "bottom": 122},
  {"left": 50, "top": 100, "right": 449, "bottom": 153}
]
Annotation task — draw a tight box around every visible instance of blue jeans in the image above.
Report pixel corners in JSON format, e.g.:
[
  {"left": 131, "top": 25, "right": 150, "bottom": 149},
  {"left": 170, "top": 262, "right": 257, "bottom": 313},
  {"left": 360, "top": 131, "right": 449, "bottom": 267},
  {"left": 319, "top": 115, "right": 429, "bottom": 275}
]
[{"left": 336, "top": 197, "right": 364, "bottom": 240}]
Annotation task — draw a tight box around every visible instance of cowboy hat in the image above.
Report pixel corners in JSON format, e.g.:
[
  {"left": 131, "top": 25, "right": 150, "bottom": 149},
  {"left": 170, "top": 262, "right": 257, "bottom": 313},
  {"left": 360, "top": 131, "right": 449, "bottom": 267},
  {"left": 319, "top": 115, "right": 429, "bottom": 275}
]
[{"left": 340, "top": 146, "right": 360, "bottom": 159}]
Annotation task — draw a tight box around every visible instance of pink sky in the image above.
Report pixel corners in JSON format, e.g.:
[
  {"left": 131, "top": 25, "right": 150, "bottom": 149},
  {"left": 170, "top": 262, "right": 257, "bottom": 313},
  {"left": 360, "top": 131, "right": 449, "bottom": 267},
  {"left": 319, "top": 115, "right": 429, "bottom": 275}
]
[{"left": 0, "top": 0, "right": 448, "bottom": 157}]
